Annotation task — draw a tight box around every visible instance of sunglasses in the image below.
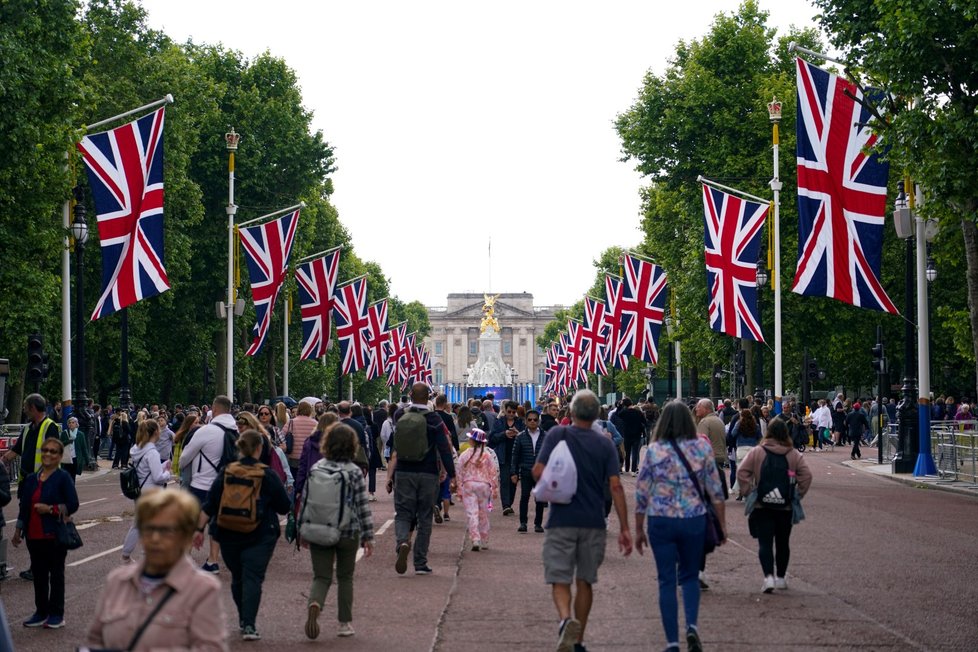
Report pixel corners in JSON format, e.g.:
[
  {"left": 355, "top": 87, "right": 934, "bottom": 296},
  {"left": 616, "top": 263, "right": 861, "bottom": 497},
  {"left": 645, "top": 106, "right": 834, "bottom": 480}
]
[
  {"left": 258, "top": 412, "right": 271, "bottom": 417},
  {"left": 526, "top": 417, "right": 539, "bottom": 422},
  {"left": 40, "top": 448, "right": 61, "bottom": 455}
]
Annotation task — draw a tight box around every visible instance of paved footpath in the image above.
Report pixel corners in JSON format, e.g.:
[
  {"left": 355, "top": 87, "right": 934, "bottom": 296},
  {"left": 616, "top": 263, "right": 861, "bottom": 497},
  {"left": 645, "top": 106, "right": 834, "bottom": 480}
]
[{"left": 5, "top": 446, "right": 978, "bottom": 651}]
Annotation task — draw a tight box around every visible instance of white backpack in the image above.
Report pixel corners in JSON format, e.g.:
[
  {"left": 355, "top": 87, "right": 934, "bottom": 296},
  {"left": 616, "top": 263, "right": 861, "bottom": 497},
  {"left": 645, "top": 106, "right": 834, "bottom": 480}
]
[
  {"left": 299, "top": 461, "right": 355, "bottom": 547},
  {"left": 533, "top": 439, "right": 577, "bottom": 504}
]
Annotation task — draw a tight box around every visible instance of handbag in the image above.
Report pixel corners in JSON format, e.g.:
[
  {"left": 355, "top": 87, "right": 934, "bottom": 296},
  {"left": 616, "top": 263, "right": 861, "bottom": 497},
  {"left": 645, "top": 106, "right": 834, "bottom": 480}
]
[
  {"left": 669, "top": 440, "right": 724, "bottom": 554},
  {"left": 56, "top": 513, "right": 83, "bottom": 550}
]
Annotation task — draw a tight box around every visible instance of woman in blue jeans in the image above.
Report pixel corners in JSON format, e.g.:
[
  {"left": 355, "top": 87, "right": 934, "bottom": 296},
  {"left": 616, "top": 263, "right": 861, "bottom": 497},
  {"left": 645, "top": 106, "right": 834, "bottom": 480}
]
[{"left": 634, "top": 401, "right": 727, "bottom": 652}]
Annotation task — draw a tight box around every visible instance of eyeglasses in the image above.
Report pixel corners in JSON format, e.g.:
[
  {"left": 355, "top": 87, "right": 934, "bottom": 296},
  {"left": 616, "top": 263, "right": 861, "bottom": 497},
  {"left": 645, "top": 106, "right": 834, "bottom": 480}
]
[
  {"left": 40, "top": 448, "right": 61, "bottom": 455},
  {"left": 140, "top": 525, "right": 182, "bottom": 539},
  {"left": 258, "top": 412, "right": 271, "bottom": 417}
]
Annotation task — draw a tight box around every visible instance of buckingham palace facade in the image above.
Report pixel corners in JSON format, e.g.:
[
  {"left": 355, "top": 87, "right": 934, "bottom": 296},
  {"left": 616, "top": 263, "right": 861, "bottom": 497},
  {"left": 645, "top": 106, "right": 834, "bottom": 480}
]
[{"left": 423, "top": 293, "right": 559, "bottom": 388}]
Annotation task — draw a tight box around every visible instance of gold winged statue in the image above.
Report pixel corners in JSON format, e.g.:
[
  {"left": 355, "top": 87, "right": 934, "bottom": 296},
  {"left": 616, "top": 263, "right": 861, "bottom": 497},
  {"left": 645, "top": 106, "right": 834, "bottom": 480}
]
[{"left": 480, "top": 293, "right": 500, "bottom": 334}]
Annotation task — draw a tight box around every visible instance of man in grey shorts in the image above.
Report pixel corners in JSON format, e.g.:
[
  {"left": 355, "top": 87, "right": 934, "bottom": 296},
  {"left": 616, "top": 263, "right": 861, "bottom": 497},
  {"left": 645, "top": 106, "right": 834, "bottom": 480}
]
[{"left": 534, "top": 390, "right": 632, "bottom": 652}]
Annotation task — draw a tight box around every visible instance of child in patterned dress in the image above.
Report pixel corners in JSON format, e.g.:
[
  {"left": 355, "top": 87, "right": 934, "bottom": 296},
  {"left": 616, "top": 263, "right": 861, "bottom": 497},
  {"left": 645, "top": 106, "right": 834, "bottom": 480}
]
[{"left": 455, "top": 428, "right": 499, "bottom": 551}]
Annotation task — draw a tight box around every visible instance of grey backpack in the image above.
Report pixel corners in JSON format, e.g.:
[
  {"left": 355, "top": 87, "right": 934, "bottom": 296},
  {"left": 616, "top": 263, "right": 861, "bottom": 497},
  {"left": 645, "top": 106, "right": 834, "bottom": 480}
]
[{"left": 299, "top": 461, "right": 355, "bottom": 546}]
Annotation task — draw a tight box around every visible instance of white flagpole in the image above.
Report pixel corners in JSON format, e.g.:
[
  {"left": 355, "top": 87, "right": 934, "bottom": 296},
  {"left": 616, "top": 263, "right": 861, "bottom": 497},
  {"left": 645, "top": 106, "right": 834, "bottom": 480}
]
[
  {"left": 283, "top": 292, "right": 290, "bottom": 397},
  {"left": 226, "top": 129, "right": 239, "bottom": 401}
]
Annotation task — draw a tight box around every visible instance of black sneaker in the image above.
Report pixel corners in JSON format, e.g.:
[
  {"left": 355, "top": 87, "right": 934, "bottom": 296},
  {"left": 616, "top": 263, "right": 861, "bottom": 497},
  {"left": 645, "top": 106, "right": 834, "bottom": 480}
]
[
  {"left": 517, "top": 524, "right": 528, "bottom": 533},
  {"left": 19, "top": 570, "right": 33, "bottom": 582},
  {"left": 434, "top": 510, "right": 443, "bottom": 524},
  {"left": 394, "top": 542, "right": 410, "bottom": 575},
  {"left": 414, "top": 566, "right": 433, "bottom": 575},
  {"left": 502, "top": 506, "right": 514, "bottom": 516},
  {"left": 534, "top": 525, "right": 545, "bottom": 533},
  {"left": 686, "top": 627, "right": 703, "bottom": 652}
]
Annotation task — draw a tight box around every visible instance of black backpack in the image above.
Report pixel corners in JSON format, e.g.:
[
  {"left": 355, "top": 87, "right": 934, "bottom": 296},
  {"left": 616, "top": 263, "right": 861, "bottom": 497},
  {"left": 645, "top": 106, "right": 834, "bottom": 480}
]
[
  {"left": 199, "top": 424, "right": 239, "bottom": 473},
  {"left": 755, "top": 449, "right": 794, "bottom": 507},
  {"left": 120, "top": 456, "right": 149, "bottom": 500}
]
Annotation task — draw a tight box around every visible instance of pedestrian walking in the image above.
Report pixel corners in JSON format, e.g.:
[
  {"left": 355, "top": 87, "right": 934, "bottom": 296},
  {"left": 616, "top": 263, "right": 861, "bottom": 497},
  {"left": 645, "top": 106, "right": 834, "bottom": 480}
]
[
  {"left": 737, "top": 417, "right": 812, "bottom": 593},
  {"left": 60, "top": 416, "right": 80, "bottom": 481},
  {"left": 87, "top": 489, "right": 228, "bottom": 651},
  {"left": 534, "top": 390, "right": 632, "bottom": 652},
  {"left": 489, "top": 400, "right": 524, "bottom": 515},
  {"left": 121, "top": 419, "right": 172, "bottom": 563},
  {"left": 846, "top": 402, "right": 871, "bottom": 460},
  {"left": 300, "top": 424, "right": 375, "bottom": 640},
  {"left": 195, "top": 429, "right": 290, "bottom": 641},
  {"left": 155, "top": 412, "right": 174, "bottom": 461},
  {"left": 510, "top": 410, "right": 547, "bottom": 533},
  {"left": 634, "top": 400, "right": 727, "bottom": 652},
  {"left": 111, "top": 410, "right": 133, "bottom": 469},
  {"left": 12, "top": 437, "right": 79, "bottom": 629},
  {"left": 456, "top": 428, "right": 499, "bottom": 550}
]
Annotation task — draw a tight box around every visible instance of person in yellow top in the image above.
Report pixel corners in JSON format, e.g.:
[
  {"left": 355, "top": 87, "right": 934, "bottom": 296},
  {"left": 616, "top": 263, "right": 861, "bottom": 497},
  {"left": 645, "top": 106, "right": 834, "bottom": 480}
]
[{"left": 3, "top": 394, "right": 60, "bottom": 487}]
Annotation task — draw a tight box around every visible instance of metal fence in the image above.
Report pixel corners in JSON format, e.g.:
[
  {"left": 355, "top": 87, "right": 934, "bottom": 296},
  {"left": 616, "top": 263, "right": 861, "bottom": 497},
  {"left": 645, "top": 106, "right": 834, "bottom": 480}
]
[
  {"left": 878, "top": 419, "right": 978, "bottom": 486},
  {"left": 0, "top": 424, "right": 21, "bottom": 485}
]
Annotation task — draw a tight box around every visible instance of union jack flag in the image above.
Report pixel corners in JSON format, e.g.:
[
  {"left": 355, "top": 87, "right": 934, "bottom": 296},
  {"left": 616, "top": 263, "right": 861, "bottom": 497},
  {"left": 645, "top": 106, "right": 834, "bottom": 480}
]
[
  {"left": 554, "top": 334, "right": 570, "bottom": 393},
  {"left": 418, "top": 343, "right": 433, "bottom": 386},
  {"left": 702, "top": 184, "right": 768, "bottom": 342},
  {"left": 364, "top": 299, "right": 391, "bottom": 381},
  {"left": 615, "top": 254, "right": 667, "bottom": 364},
  {"left": 565, "top": 321, "right": 588, "bottom": 386},
  {"left": 385, "top": 322, "right": 409, "bottom": 388},
  {"left": 295, "top": 247, "right": 341, "bottom": 360},
  {"left": 543, "top": 344, "right": 559, "bottom": 394},
  {"left": 580, "top": 296, "right": 609, "bottom": 376},
  {"left": 332, "top": 277, "right": 371, "bottom": 374},
  {"left": 792, "top": 57, "right": 897, "bottom": 314},
  {"left": 239, "top": 209, "right": 300, "bottom": 356},
  {"left": 404, "top": 333, "right": 421, "bottom": 384},
  {"left": 77, "top": 107, "right": 169, "bottom": 320},
  {"left": 603, "top": 274, "right": 629, "bottom": 370}
]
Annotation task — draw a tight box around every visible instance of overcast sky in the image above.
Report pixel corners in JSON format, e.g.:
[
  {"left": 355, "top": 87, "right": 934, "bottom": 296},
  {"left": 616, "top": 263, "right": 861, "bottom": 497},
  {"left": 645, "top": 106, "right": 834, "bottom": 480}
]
[{"left": 140, "top": 0, "right": 820, "bottom": 308}]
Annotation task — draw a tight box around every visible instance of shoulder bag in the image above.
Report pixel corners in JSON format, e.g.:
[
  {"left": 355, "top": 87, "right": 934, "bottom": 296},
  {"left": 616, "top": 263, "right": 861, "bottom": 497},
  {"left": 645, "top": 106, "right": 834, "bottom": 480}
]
[
  {"left": 56, "top": 511, "right": 83, "bottom": 550},
  {"left": 669, "top": 440, "right": 724, "bottom": 554}
]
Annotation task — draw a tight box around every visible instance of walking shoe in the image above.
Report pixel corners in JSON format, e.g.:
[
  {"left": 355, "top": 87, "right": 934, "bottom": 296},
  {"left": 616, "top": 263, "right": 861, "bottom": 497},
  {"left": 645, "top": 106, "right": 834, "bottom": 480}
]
[
  {"left": 43, "top": 616, "right": 64, "bottom": 629},
  {"left": 502, "top": 506, "right": 514, "bottom": 516},
  {"left": 698, "top": 571, "right": 710, "bottom": 590},
  {"left": 557, "top": 618, "right": 582, "bottom": 652},
  {"left": 19, "top": 570, "right": 33, "bottom": 581},
  {"left": 517, "top": 523, "right": 528, "bottom": 533},
  {"left": 368, "top": 493, "right": 376, "bottom": 502},
  {"left": 414, "top": 566, "right": 433, "bottom": 575},
  {"left": 434, "top": 510, "right": 443, "bottom": 524},
  {"left": 471, "top": 541, "right": 481, "bottom": 551},
  {"left": 762, "top": 575, "right": 776, "bottom": 593},
  {"left": 686, "top": 626, "right": 703, "bottom": 652},
  {"left": 395, "top": 542, "right": 411, "bottom": 575},
  {"left": 775, "top": 576, "right": 788, "bottom": 590},
  {"left": 304, "top": 603, "right": 320, "bottom": 640},
  {"left": 337, "top": 622, "right": 355, "bottom": 637},
  {"left": 574, "top": 644, "right": 589, "bottom": 652},
  {"left": 480, "top": 541, "right": 489, "bottom": 550},
  {"left": 241, "top": 625, "right": 261, "bottom": 641},
  {"left": 22, "top": 613, "right": 47, "bottom": 628},
  {"left": 534, "top": 525, "right": 545, "bottom": 533},
  {"left": 201, "top": 561, "right": 220, "bottom": 574},
  {"left": 443, "top": 513, "right": 450, "bottom": 521}
]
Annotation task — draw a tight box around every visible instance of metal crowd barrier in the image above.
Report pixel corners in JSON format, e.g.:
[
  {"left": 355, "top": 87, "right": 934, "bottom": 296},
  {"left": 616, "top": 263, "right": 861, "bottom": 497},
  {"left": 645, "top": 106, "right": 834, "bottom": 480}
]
[
  {"left": 877, "top": 419, "right": 978, "bottom": 486},
  {"left": 0, "top": 424, "right": 21, "bottom": 485}
]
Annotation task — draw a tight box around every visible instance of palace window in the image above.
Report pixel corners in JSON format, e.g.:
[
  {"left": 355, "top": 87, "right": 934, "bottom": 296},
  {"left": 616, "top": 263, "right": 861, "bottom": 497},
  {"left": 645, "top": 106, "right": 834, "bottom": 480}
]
[
  {"left": 503, "top": 340, "right": 512, "bottom": 355},
  {"left": 435, "top": 368, "right": 443, "bottom": 385},
  {"left": 434, "top": 341, "right": 443, "bottom": 356},
  {"left": 469, "top": 341, "right": 477, "bottom": 355}
]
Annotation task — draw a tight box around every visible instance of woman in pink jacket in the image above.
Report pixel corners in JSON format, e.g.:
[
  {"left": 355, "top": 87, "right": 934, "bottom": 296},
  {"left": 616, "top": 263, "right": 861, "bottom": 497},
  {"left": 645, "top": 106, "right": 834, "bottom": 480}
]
[
  {"left": 87, "top": 489, "right": 228, "bottom": 651},
  {"left": 455, "top": 428, "right": 499, "bottom": 551}
]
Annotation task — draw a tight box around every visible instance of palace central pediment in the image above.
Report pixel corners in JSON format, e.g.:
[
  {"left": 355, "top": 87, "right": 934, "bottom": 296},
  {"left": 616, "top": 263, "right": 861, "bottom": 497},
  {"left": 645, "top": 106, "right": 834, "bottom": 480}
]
[{"left": 444, "top": 300, "right": 535, "bottom": 321}]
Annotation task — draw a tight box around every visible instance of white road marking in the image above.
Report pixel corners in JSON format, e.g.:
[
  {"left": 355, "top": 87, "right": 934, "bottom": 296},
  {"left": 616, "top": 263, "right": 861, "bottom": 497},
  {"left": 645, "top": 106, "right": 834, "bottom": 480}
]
[
  {"left": 68, "top": 545, "right": 123, "bottom": 567},
  {"left": 80, "top": 497, "right": 107, "bottom": 506},
  {"left": 376, "top": 518, "right": 394, "bottom": 536}
]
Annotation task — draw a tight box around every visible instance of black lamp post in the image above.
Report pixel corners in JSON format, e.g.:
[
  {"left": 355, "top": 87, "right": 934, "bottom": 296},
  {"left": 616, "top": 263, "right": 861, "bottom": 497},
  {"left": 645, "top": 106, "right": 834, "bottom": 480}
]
[
  {"left": 70, "top": 187, "right": 89, "bottom": 429},
  {"left": 893, "top": 183, "right": 918, "bottom": 473}
]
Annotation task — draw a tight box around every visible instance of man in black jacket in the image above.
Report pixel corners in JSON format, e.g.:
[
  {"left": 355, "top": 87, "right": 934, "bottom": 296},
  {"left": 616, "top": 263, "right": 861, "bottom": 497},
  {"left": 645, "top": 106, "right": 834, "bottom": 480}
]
[
  {"left": 509, "top": 410, "right": 546, "bottom": 533},
  {"left": 489, "top": 401, "right": 524, "bottom": 516},
  {"left": 616, "top": 398, "right": 647, "bottom": 476},
  {"left": 540, "top": 402, "right": 560, "bottom": 433}
]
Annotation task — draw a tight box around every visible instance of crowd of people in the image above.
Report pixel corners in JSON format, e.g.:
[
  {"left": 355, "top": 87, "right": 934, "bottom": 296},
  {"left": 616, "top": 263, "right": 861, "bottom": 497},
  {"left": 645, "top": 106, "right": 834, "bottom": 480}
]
[{"left": 4, "top": 384, "right": 961, "bottom": 651}]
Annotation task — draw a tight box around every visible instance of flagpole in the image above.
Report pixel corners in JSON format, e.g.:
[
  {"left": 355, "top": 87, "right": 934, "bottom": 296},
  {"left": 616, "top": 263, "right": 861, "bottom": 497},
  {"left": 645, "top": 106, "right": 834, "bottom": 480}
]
[
  {"left": 767, "top": 99, "right": 784, "bottom": 414},
  {"left": 283, "top": 291, "right": 290, "bottom": 398},
  {"left": 298, "top": 244, "right": 342, "bottom": 264},
  {"left": 237, "top": 202, "right": 305, "bottom": 228},
  {"left": 84, "top": 95, "right": 173, "bottom": 132},
  {"left": 787, "top": 42, "right": 846, "bottom": 67},
  {"left": 696, "top": 176, "right": 770, "bottom": 204},
  {"left": 225, "top": 129, "right": 240, "bottom": 401}
]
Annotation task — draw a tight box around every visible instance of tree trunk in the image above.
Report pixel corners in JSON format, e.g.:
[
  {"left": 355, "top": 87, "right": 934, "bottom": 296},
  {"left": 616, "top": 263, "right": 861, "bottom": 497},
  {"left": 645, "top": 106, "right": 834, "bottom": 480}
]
[{"left": 959, "top": 217, "right": 978, "bottom": 401}]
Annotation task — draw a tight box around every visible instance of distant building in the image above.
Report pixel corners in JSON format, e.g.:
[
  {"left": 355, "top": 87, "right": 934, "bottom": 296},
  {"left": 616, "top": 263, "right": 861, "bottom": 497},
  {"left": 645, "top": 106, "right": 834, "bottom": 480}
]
[{"left": 424, "top": 293, "right": 559, "bottom": 388}]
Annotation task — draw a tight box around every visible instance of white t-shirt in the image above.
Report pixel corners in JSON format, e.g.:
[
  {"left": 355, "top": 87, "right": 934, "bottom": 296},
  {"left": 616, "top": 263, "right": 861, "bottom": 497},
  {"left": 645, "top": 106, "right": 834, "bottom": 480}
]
[{"left": 179, "top": 413, "right": 237, "bottom": 492}]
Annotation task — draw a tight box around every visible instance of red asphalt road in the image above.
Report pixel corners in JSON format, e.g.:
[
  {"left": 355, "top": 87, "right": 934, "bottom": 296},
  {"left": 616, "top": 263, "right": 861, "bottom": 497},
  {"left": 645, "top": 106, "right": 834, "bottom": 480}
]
[{"left": 4, "top": 448, "right": 978, "bottom": 651}]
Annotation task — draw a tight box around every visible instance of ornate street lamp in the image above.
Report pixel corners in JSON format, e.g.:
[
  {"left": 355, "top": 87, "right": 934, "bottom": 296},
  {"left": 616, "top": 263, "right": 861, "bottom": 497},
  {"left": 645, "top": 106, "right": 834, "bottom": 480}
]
[
  {"left": 756, "top": 259, "right": 768, "bottom": 288},
  {"left": 71, "top": 186, "right": 89, "bottom": 428},
  {"left": 926, "top": 257, "right": 937, "bottom": 283}
]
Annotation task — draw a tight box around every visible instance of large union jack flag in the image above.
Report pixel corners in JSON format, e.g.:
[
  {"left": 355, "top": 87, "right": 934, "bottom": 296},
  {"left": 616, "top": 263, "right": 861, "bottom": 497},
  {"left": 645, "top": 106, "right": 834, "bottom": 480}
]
[
  {"left": 702, "top": 184, "right": 768, "bottom": 342},
  {"left": 295, "top": 247, "right": 341, "bottom": 360},
  {"left": 792, "top": 57, "right": 897, "bottom": 314},
  {"left": 616, "top": 254, "right": 667, "bottom": 364},
  {"left": 603, "top": 274, "right": 630, "bottom": 371},
  {"left": 332, "top": 276, "right": 371, "bottom": 374},
  {"left": 580, "top": 296, "right": 609, "bottom": 376},
  {"left": 77, "top": 107, "right": 169, "bottom": 320},
  {"left": 385, "top": 322, "right": 409, "bottom": 388},
  {"left": 239, "top": 209, "right": 300, "bottom": 356},
  {"left": 543, "top": 343, "right": 559, "bottom": 394},
  {"left": 565, "top": 321, "right": 588, "bottom": 387},
  {"left": 364, "top": 299, "right": 391, "bottom": 381}
]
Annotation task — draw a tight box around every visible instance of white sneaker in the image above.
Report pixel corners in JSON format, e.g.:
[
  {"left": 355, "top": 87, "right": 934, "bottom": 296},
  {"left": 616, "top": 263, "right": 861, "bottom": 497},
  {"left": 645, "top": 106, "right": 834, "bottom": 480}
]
[
  {"left": 762, "top": 575, "right": 776, "bottom": 593},
  {"left": 775, "top": 576, "right": 788, "bottom": 590},
  {"left": 337, "top": 622, "right": 355, "bottom": 637}
]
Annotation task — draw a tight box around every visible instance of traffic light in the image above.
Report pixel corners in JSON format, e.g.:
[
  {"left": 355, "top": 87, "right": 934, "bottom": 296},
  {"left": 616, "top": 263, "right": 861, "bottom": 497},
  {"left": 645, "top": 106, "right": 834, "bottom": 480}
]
[
  {"left": 26, "top": 333, "right": 46, "bottom": 384},
  {"left": 204, "top": 364, "right": 213, "bottom": 387},
  {"left": 806, "top": 357, "right": 819, "bottom": 381},
  {"left": 735, "top": 350, "right": 746, "bottom": 377},
  {"left": 871, "top": 343, "right": 886, "bottom": 374}
]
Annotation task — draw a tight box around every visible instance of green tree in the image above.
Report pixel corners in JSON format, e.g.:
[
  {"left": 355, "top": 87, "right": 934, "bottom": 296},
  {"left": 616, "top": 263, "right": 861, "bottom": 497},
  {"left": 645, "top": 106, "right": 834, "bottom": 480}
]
[{"left": 814, "top": 0, "right": 978, "bottom": 398}]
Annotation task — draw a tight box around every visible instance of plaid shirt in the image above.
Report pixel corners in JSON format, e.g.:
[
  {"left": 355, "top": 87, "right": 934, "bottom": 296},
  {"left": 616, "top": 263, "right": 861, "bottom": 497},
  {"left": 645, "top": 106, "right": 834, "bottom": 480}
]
[{"left": 315, "top": 459, "right": 375, "bottom": 543}]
